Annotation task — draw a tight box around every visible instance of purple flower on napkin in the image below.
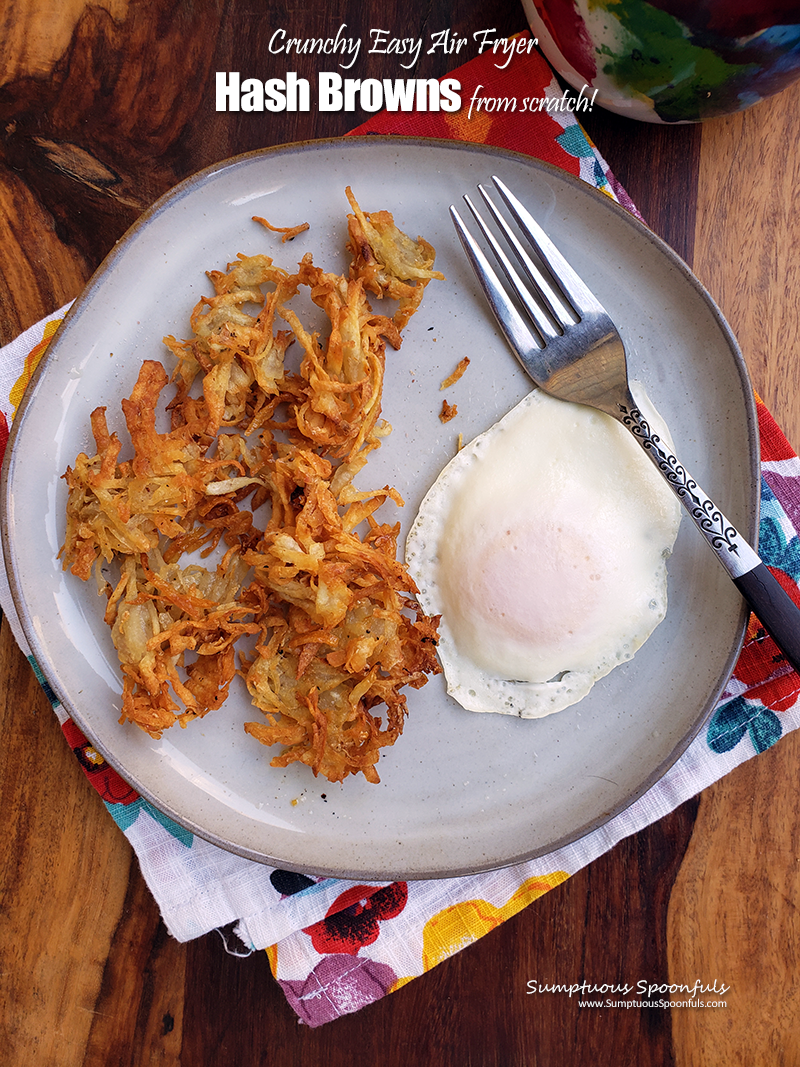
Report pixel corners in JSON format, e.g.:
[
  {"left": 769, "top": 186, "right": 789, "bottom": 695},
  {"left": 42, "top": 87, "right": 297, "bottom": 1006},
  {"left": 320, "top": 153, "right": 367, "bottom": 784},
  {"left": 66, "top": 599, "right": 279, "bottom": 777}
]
[{"left": 279, "top": 954, "right": 399, "bottom": 1027}]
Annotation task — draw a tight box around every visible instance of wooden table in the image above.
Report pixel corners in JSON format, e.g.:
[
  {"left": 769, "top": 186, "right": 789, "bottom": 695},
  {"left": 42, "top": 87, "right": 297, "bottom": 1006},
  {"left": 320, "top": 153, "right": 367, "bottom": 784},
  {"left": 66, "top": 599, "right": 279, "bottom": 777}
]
[{"left": 2, "top": 2, "right": 799, "bottom": 1063}]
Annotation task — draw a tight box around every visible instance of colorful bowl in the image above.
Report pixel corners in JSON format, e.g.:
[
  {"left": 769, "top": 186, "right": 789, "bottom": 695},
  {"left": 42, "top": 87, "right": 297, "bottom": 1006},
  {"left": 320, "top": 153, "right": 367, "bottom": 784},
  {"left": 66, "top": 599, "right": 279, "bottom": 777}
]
[{"left": 522, "top": 0, "right": 800, "bottom": 123}]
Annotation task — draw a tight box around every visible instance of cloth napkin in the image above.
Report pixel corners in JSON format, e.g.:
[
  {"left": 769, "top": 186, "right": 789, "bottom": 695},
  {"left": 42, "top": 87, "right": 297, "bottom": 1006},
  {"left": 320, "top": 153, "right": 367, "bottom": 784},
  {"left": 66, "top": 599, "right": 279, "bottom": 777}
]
[{"left": 3, "top": 38, "right": 800, "bottom": 1028}]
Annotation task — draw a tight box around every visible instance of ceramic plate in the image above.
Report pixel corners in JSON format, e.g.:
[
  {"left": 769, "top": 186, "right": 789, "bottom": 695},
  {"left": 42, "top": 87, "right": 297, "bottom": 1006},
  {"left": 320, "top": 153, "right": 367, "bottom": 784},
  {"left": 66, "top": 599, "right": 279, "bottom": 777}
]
[{"left": 1, "top": 138, "right": 758, "bottom": 879}]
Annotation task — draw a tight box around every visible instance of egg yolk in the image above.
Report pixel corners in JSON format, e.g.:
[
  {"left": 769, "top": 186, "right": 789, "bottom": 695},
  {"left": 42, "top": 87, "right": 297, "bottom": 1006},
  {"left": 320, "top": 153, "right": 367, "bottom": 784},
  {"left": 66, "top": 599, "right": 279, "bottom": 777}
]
[
  {"left": 475, "top": 521, "right": 607, "bottom": 642},
  {"left": 439, "top": 511, "right": 621, "bottom": 682}
]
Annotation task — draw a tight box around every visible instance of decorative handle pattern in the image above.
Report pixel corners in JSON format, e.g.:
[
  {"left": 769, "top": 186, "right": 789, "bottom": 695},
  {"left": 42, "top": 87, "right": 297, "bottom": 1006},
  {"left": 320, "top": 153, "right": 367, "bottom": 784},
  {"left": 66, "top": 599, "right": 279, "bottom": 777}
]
[
  {"left": 619, "top": 405, "right": 760, "bottom": 580},
  {"left": 618, "top": 404, "right": 800, "bottom": 676}
]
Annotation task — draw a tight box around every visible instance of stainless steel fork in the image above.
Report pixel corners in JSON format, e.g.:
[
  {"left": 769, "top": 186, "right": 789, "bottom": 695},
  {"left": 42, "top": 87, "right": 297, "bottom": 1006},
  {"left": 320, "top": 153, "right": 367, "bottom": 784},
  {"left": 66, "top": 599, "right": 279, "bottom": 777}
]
[{"left": 451, "top": 175, "right": 800, "bottom": 675}]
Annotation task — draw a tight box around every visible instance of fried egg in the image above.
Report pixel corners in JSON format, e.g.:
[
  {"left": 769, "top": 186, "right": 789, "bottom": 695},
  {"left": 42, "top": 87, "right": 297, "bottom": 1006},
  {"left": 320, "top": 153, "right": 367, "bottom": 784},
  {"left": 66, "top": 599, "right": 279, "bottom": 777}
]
[{"left": 404, "top": 383, "right": 682, "bottom": 718}]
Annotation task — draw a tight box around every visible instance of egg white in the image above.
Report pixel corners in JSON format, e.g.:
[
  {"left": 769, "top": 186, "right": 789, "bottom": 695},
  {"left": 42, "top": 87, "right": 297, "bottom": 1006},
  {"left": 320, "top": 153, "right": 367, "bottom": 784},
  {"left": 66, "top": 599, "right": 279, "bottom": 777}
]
[{"left": 404, "top": 383, "right": 683, "bottom": 718}]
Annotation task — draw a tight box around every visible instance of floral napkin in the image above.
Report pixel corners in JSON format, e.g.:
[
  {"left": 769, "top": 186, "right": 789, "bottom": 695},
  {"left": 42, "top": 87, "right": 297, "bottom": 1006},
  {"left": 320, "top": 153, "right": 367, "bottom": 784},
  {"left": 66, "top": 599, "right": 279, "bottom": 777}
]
[{"left": 3, "top": 38, "right": 800, "bottom": 1028}]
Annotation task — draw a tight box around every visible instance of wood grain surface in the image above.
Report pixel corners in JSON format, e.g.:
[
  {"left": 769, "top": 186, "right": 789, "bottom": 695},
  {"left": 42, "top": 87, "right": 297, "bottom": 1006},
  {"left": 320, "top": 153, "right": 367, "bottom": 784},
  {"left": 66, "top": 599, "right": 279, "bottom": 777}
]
[
  {"left": 665, "top": 81, "right": 800, "bottom": 1067},
  {"left": 1, "top": 2, "right": 799, "bottom": 1063}
]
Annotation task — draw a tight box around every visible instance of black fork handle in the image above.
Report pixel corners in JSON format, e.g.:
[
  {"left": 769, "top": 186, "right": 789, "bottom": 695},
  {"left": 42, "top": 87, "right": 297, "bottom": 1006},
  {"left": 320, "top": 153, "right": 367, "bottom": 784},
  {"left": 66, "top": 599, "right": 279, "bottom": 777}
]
[{"left": 734, "top": 564, "right": 800, "bottom": 672}]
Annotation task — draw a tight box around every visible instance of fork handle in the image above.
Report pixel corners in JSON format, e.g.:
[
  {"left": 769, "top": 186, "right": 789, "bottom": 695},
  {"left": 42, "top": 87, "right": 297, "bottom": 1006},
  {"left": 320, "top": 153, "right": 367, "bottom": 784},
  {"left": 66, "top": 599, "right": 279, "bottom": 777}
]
[
  {"left": 622, "top": 406, "right": 800, "bottom": 675},
  {"left": 733, "top": 565, "right": 800, "bottom": 671}
]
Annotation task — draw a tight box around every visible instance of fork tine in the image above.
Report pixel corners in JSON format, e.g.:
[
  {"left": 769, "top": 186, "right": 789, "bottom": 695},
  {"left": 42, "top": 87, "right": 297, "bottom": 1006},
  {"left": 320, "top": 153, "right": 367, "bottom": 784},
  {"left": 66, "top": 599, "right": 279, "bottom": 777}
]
[
  {"left": 491, "top": 175, "right": 606, "bottom": 320},
  {"left": 450, "top": 204, "right": 546, "bottom": 359},
  {"left": 476, "top": 183, "right": 574, "bottom": 329},
  {"left": 460, "top": 195, "right": 560, "bottom": 343}
]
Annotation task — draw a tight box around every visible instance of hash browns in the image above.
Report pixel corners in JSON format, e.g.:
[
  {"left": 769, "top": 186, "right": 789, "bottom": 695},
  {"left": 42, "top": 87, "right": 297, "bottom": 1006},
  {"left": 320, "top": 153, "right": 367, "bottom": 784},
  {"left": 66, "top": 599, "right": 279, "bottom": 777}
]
[{"left": 60, "top": 189, "right": 442, "bottom": 784}]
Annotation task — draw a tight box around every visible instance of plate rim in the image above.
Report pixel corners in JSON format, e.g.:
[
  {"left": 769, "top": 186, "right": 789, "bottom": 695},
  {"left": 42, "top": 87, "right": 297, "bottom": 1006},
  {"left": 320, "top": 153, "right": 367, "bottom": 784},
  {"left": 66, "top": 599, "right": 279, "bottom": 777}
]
[{"left": 1, "top": 135, "right": 759, "bottom": 878}]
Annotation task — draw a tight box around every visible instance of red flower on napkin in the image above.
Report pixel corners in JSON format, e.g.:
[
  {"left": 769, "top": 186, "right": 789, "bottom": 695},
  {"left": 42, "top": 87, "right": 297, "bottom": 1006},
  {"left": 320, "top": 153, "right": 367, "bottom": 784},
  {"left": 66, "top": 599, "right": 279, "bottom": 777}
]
[
  {"left": 734, "top": 614, "right": 800, "bottom": 712},
  {"left": 62, "top": 717, "right": 139, "bottom": 806},
  {"left": 304, "top": 882, "right": 408, "bottom": 955}
]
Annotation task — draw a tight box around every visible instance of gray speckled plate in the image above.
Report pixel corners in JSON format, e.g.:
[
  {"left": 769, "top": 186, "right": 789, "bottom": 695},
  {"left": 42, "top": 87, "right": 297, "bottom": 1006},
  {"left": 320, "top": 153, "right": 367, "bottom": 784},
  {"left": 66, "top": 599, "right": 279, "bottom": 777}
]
[{"left": 1, "top": 138, "right": 757, "bottom": 879}]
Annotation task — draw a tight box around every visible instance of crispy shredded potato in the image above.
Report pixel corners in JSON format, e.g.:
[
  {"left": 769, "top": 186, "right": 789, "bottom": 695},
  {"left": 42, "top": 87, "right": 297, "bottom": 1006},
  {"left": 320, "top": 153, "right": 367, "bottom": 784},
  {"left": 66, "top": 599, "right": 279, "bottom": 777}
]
[
  {"left": 439, "top": 399, "right": 458, "bottom": 423},
  {"left": 60, "top": 190, "right": 442, "bottom": 784},
  {"left": 252, "top": 214, "right": 310, "bottom": 242},
  {"left": 440, "top": 356, "right": 470, "bottom": 390},
  {"left": 345, "top": 185, "right": 444, "bottom": 330}
]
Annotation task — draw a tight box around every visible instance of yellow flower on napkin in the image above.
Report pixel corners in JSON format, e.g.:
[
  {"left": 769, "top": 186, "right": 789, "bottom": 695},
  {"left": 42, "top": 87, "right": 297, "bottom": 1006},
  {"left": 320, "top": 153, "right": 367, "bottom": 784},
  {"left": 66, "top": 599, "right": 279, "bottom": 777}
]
[
  {"left": 419, "top": 870, "right": 570, "bottom": 973},
  {"left": 9, "top": 315, "right": 63, "bottom": 418}
]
